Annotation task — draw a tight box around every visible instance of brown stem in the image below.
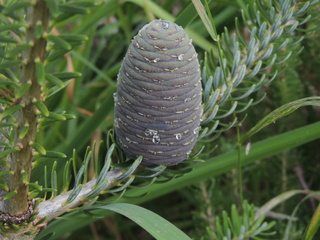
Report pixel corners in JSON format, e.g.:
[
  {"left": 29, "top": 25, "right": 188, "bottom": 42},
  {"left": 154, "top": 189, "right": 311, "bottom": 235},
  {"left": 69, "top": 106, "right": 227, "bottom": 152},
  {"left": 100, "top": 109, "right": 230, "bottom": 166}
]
[{"left": 4, "top": 0, "right": 49, "bottom": 215}]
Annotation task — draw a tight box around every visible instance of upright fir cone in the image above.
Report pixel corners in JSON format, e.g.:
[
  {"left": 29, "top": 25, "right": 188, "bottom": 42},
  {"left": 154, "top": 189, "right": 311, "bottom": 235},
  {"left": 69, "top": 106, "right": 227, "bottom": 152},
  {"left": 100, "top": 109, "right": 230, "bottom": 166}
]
[{"left": 114, "top": 19, "right": 202, "bottom": 166}]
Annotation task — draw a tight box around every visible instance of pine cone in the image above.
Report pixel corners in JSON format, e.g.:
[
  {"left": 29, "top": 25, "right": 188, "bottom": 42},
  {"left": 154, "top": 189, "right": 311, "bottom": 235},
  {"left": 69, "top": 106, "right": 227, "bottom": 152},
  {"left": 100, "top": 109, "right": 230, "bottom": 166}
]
[{"left": 114, "top": 19, "right": 202, "bottom": 166}]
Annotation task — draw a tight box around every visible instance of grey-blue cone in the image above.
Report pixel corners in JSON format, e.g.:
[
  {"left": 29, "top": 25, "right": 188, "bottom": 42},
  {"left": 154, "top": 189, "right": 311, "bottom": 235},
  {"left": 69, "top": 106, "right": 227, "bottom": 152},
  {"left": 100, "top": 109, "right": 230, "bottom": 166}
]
[{"left": 114, "top": 19, "right": 202, "bottom": 166}]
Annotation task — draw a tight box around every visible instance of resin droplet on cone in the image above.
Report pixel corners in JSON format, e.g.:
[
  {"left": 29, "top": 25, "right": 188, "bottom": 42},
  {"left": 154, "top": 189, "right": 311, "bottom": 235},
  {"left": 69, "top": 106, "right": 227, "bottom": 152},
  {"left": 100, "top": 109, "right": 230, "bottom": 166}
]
[{"left": 114, "top": 19, "right": 202, "bottom": 166}]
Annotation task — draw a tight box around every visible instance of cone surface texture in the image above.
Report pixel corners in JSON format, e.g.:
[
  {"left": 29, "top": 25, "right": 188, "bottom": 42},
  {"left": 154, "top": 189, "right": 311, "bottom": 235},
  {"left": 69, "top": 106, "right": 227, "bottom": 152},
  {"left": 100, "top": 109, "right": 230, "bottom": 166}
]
[{"left": 114, "top": 19, "right": 202, "bottom": 166}]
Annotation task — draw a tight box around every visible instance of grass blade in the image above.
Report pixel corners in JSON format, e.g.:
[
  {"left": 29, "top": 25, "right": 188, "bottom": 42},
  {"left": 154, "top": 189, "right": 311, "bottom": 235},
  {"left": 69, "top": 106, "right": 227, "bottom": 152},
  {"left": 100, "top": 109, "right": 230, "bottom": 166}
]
[
  {"left": 303, "top": 204, "right": 320, "bottom": 240},
  {"left": 93, "top": 203, "right": 192, "bottom": 240}
]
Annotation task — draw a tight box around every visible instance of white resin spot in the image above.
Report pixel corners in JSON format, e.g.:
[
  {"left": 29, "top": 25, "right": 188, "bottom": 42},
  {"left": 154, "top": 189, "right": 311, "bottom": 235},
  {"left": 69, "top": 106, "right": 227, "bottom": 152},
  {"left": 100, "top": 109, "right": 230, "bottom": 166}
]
[
  {"left": 193, "top": 126, "right": 201, "bottom": 134},
  {"left": 184, "top": 97, "right": 191, "bottom": 103},
  {"left": 161, "top": 22, "right": 169, "bottom": 29},
  {"left": 175, "top": 133, "right": 182, "bottom": 140},
  {"left": 114, "top": 118, "right": 120, "bottom": 128},
  {"left": 152, "top": 135, "right": 161, "bottom": 144},
  {"left": 144, "top": 129, "right": 157, "bottom": 136}
]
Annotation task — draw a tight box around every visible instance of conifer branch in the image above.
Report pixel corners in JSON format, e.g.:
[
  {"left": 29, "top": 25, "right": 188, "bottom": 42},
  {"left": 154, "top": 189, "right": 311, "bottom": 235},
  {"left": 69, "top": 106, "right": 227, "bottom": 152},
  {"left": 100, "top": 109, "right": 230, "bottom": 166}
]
[
  {"left": 4, "top": 0, "right": 49, "bottom": 215},
  {"left": 35, "top": 169, "right": 123, "bottom": 223}
]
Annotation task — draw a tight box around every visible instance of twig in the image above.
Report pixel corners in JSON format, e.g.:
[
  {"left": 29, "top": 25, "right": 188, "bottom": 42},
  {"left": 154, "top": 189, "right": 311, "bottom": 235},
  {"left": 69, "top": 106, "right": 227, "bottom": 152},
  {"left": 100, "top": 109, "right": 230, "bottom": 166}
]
[{"left": 35, "top": 169, "right": 123, "bottom": 223}]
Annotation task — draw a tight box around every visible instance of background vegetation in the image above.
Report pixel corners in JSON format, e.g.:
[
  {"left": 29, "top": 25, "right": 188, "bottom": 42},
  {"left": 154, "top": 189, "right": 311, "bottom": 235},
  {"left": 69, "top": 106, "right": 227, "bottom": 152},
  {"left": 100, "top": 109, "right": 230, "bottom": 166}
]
[{"left": 0, "top": 0, "right": 319, "bottom": 239}]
